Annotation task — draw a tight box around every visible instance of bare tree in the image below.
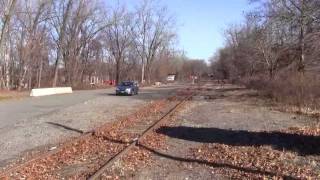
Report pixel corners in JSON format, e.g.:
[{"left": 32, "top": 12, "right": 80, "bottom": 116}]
[
  {"left": 251, "top": 0, "right": 320, "bottom": 72},
  {"left": 51, "top": 0, "right": 73, "bottom": 87},
  {"left": 14, "top": 0, "right": 51, "bottom": 90},
  {"left": 103, "top": 5, "right": 132, "bottom": 85},
  {"left": 0, "top": 0, "right": 178, "bottom": 90},
  {"left": 63, "top": 0, "right": 107, "bottom": 86},
  {"left": 132, "top": 0, "right": 175, "bottom": 84},
  {"left": 0, "top": 0, "right": 17, "bottom": 89}
]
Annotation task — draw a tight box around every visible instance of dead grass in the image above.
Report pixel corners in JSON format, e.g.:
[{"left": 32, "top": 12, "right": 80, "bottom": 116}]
[
  {"left": 0, "top": 90, "right": 29, "bottom": 101},
  {"left": 241, "top": 73, "right": 320, "bottom": 116},
  {"left": 0, "top": 96, "right": 10, "bottom": 101},
  {"left": 190, "top": 126, "right": 320, "bottom": 179}
]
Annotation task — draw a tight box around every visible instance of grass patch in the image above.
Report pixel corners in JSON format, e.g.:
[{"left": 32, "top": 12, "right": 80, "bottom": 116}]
[{"left": 0, "top": 96, "right": 11, "bottom": 101}]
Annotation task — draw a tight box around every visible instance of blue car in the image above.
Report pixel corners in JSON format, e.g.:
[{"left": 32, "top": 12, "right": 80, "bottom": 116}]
[{"left": 115, "top": 81, "right": 139, "bottom": 96}]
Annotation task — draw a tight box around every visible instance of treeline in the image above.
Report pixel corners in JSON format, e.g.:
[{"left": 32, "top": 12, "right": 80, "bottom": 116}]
[
  {"left": 0, "top": 0, "right": 182, "bottom": 90},
  {"left": 211, "top": 0, "right": 320, "bottom": 109}
]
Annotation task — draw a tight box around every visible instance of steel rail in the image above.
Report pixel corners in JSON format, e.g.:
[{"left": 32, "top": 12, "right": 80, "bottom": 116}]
[{"left": 88, "top": 93, "right": 194, "bottom": 180}]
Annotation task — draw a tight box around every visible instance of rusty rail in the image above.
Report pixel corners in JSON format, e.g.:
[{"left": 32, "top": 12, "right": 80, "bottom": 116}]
[{"left": 88, "top": 93, "right": 194, "bottom": 180}]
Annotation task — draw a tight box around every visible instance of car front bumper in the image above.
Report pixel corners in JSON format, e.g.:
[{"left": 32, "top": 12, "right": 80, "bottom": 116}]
[{"left": 116, "top": 89, "right": 132, "bottom": 95}]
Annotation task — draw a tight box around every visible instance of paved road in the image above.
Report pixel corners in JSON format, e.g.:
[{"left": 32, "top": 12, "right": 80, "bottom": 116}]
[
  {"left": 0, "top": 89, "right": 109, "bottom": 130},
  {"left": 0, "top": 85, "right": 180, "bottom": 167}
]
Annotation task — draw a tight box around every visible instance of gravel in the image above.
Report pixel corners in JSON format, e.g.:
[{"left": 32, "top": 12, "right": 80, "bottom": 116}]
[{"left": 129, "top": 83, "right": 317, "bottom": 179}]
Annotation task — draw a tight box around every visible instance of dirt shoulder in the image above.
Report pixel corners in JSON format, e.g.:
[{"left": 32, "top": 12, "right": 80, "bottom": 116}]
[{"left": 0, "top": 90, "right": 28, "bottom": 101}]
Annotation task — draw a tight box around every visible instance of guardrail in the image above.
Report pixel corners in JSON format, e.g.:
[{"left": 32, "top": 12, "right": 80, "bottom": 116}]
[{"left": 30, "top": 87, "right": 73, "bottom": 97}]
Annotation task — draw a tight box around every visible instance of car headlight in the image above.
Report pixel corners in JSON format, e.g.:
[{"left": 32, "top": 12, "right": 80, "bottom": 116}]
[{"left": 125, "top": 88, "right": 131, "bottom": 92}]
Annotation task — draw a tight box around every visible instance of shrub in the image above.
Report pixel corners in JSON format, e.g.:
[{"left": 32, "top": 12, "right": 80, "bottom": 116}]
[{"left": 241, "top": 72, "right": 320, "bottom": 112}]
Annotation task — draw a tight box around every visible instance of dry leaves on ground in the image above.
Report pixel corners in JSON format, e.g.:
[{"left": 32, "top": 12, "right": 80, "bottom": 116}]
[
  {"left": 190, "top": 126, "right": 320, "bottom": 179},
  {"left": 1, "top": 100, "right": 168, "bottom": 179}
]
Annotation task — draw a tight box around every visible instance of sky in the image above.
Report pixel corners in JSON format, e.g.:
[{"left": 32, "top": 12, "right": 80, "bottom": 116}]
[{"left": 108, "top": 0, "right": 251, "bottom": 61}]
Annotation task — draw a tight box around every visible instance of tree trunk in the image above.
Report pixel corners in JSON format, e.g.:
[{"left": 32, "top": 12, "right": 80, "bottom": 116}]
[
  {"left": 298, "top": 30, "right": 305, "bottom": 72},
  {"left": 4, "top": 49, "right": 10, "bottom": 90},
  {"left": 28, "top": 73, "right": 32, "bottom": 90},
  {"left": 298, "top": 0, "right": 306, "bottom": 72},
  {"left": 115, "top": 59, "right": 120, "bottom": 85},
  {"left": 141, "top": 61, "right": 145, "bottom": 84},
  {"left": 38, "top": 61, "right": 43, "bottom": 88},
  {"left": 52, "top": 0, "right": 73, "bottom": 87},
  {"left": 0, "top": 68, "right": 4, "bottom": 89},
  {"left": 52, "top": 60, "right": 59, "bottom": 87},
  {"left": 269, "top": 67, "right": 274, "bottom": 80},
  {"left": 145, "top": 63, "right": 152, "bottom": 84},
  {"left": 18, "top": 67, "right": 27, "bottom": 91}
]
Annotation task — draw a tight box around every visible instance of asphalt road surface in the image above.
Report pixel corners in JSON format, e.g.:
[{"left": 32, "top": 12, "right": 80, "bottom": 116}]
[{"left": 0, "top": 84, "right": 180, "bottom": 167}]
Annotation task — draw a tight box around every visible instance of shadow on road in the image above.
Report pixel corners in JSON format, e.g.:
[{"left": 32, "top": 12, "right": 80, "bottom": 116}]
[
  {"left": 46, "top": 122, "right": 84, "bottom": 134},
  {"left": 156, "top": 126, "right": 320, "bottom": 156},
  {"left": 98, "top": 88, "right": 179, "bottom": 101}
]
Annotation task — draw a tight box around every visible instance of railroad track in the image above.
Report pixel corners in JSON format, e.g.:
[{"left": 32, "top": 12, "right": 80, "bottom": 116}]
[
  {"left": 0, "top": 84, "right": 203, "bottom": 179},
  {"left": 88, "top": 92, "right": 194, "bottom": 180}
]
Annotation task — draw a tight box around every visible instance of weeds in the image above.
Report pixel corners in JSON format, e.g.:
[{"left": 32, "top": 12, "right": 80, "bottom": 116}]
[{"left": 241, "top": 73, "right": 320, "bottom": 116}]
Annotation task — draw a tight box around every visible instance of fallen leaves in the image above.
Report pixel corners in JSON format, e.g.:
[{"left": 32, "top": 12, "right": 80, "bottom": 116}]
[
  {"left": 121, "top": 146, "right": 152, "bottom": 171},
  {"left": 286, "top": 125, "right": 320, "bottom": 136},
  {"left": 94, "top": 100, "right": 166, "bottom": 143},
  {"left": 0, "top": 99, "right": 170, "bottom": 179},
  {"left": 189, "top": 126, "right": 320, "bottom": 179},
  {"left": 10, "top": 136, "right": 123, "bottom": 179},
  {"left": 139, "top": 132, "right": 168, "bottom": 150}
]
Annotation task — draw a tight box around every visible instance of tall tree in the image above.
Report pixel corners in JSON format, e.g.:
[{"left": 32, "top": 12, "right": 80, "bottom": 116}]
[
  {"left": 104, "top": 5, "right": 132, "bottom": 85},
  {"left": 0, "top": 0, "right": 17, "bottom": 89},
  {"left": 51, "top": 0, "right": 73, "bottom": 87},
  {"left": 132, "top": 0, "right": 175, "bottom": 83}
]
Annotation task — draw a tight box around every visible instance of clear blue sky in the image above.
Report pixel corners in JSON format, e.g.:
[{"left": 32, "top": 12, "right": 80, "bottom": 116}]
[{"left": 108, "top": 0, "right": 251, "bottom": 60}]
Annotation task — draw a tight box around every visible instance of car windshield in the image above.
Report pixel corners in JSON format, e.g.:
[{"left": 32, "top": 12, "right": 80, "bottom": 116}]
[{"left": 120, "top": 82, "right": 133, "bottom": 86}]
